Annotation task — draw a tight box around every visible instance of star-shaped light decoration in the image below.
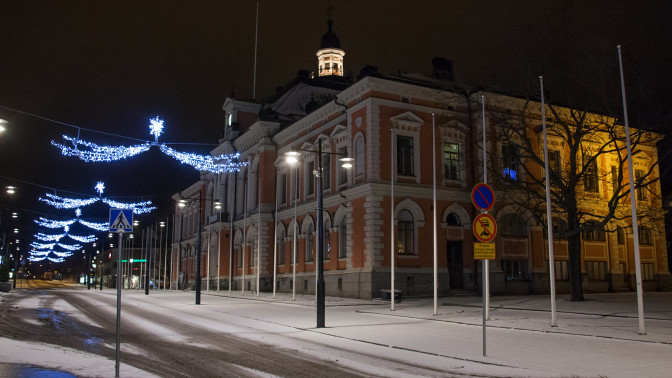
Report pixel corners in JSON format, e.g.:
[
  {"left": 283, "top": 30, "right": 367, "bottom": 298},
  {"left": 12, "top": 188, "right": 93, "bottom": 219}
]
[
  {"left": 149, "top": 116, "right": 164, "bottom": 143},
  {"left": 95, "top": 182, "right": 105, "bottom": 196}
]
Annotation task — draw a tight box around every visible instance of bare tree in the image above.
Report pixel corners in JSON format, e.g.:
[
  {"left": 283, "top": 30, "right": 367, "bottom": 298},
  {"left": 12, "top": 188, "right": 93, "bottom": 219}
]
[{"left": 490, "top": 98, "right": 663, "bottom": 301}]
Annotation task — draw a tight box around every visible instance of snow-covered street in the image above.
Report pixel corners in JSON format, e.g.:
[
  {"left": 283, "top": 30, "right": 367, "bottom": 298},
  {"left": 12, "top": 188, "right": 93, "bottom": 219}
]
[{"left": 1, "top": 282, "right": 671, "bottom": 377}]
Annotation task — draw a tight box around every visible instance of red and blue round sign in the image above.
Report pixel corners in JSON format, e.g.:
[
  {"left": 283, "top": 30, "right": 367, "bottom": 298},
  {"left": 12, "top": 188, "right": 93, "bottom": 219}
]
[{"left": 471, "top": 183, "right": 495, "bottom": 211}]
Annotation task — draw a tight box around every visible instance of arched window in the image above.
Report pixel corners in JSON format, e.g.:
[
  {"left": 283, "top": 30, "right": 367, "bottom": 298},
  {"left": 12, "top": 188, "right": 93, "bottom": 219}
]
[
  {"left": 355, "top": 136, "right": 365, "bottom": 176},
  {"left": 306, "top": 224, "right": 314, "bottom": 262},
  {"left": 446, "top": 212, "right": 460, "bottom": 226},
  {"left": 501, "top": 214, "right": 527, "bottom": 236},
  {"left": 639, "top": 227, "right": 653, "bottom": 245},
  {"left": 397, "top": 210, "right": 415, "bottom": 255},
  {"left": 278, "top": 228, "right": 286, "bottom": 265},
  {"left": 583, "top": 221, "right": 605, "bottom": 241},
  {"left": 616, "top": 227, "right": 625, "bottom": 244},
  {"left": 338, "top": 217, "right": 347, "bottom": 259},
  {"left": 324, "top": 227, "right": 331, "bottom": 260}
]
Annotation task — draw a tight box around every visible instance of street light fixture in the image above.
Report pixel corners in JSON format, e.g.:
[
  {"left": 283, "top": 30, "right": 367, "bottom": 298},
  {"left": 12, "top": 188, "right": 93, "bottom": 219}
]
[
  {"left": 285, "top": 139, "right": 352, "bottom": 328},
  {"left": 0, "top": 119, "right": 7, "bottom": 134}
]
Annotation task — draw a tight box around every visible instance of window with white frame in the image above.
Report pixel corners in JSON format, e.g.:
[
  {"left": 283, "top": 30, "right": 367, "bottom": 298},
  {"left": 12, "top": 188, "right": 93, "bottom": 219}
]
[
  {"left": 337, "top": 147, "right": 348, "bottom": 186},
  {"left": 355, "top": 136, "right": 365, "bottom": 176},
  {"left": 306, "top": 225, "right": 314, "bottom": 262},
  {"left": 585, "top": 261, "right": 607, "bottom": 281},
  {"left": 279, "top": 172, "right": 287, "bottom": 205},
  {"left": 322, "top": 154, "right": 331, "bottom": 191},
  {"left": 639, "top": 226, "right": 653, "bottom": 245},
  {"left": 502, "top": 144, "right": 520, "bottom": 181},
  {"left": 397, "top": 135, "right": 414, "bottom": 176},
  {"left": 611, "top": 166, "right": 619, "bottom": 195},
  {"left": 548, "top": 150, "right": 561, "bottom": 178},
  {"left": 501, "top": 213, "right": 527, "bottom": 237},
  {"left": 338, "top": 217, "right": 347, "bottom": 259},
  {"left": 583, "top": 221, "right": 605, "bottom": 241},
  {"left": 635, "top": 170, "right": 648, "bottom": 201},
  {"left": 502, "top": 259, "right": 529, "bottom": 280},
  {"left": 583, "top": 155, "right": 599, "bottom": 193},
  {"left": 306, "top": 160, "right": 315, "bottom": 197},
  {"left": 443, "top": 142, "right": 460, "bottom": 181},
  {"left": 642, "top": 263, "right": 654, "bottom": 280},
  {"left": 278, "top": 228, "right": 286, "bottom": 265},
  {"left": 397, "top": 209, "right": 415, "bottom": 255}
]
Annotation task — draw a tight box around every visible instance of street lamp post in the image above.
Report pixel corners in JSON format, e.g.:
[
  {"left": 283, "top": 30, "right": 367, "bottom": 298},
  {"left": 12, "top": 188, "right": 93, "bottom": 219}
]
[
  {"left": 196, "top": 191, "right": 202, "bottom": 305},
  {"left": 178, "top": 192, "right": 203, "bottom": 305},
  {"left": 286, "top": 140, "right": 352, "bottom": 329},
  {"left": 316, "top": 140, "right": 325, "bottom": 328}
]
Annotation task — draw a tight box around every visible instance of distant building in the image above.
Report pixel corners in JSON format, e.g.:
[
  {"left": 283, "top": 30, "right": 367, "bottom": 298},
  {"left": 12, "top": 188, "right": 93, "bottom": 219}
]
[{"left": 170, "top": 21, "right": 670, "bottom": 298}]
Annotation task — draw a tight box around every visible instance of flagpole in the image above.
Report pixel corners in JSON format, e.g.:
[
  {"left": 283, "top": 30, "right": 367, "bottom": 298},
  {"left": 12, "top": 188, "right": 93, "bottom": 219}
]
[
  {"left": 206, "top": 226, "right": 211, "bottom": 292},
  {"left": 242, "top": 183, "right": 247, "bottom": 294},
  {"left": 257, "top": 178, "right": 261, "bottom": 296},
  {"left": 273, "top": 170, "right": 278, "bottom": 299},
  {"left": 481, "top": 94, "right": 488, "bottom": 357},
  {"left": 540, "top": 76, "right": 558, "bottom": 327},
  {"left": 482, "top": 95, "right": 490, "bottom": 322},
  {"left": 391, "top": 127, "right": 396, "bottom": 311},
  {"left": 617, "top": 44, "right": 645, "bottom": 335},
  {"left": 292, "top": 166, "right": 297, "bottom": 301},
  {"left": 432, "top": 113, "right": 438, "bottom": 316}
]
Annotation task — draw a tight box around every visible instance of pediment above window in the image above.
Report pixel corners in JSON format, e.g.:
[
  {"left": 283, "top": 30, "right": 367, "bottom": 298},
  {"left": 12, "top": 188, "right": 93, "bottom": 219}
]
[{"left": 391, "top": 111, "right": 424, "bottom": 132}]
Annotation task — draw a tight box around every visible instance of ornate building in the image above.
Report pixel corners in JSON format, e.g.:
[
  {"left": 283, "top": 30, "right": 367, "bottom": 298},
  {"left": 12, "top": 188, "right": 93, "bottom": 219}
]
[{"left": 171, "top": 22, "right": 670, "bottom": 298}]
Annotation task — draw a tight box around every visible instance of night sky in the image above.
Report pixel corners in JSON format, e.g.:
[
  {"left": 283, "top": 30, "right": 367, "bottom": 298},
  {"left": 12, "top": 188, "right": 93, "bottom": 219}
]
[{"left": 1, "top": 1, "right": 671, "bottom": 233}]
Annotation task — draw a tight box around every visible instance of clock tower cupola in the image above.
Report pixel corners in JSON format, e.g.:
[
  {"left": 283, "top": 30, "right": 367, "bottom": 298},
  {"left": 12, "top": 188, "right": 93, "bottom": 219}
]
[{"left": 316, "top": 20, "right": 345, "bottom": 77}]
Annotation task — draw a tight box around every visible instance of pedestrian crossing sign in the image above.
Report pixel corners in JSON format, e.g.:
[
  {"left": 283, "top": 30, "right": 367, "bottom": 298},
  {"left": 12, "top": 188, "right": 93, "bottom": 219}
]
[{"left": 109, "top": 209, "right": 133, "bottom": 233}]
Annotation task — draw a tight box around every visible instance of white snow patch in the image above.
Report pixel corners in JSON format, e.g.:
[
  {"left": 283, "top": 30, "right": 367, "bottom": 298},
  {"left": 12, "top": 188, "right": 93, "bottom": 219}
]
[{"left": 0, "top": 337, "right": 157, "bottom": 378}]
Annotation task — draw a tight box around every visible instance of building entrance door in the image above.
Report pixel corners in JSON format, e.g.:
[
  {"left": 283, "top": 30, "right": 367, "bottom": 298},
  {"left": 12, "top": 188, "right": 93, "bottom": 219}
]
[{"left": 447, "top": 241, "right": 463, "bottom": 289}]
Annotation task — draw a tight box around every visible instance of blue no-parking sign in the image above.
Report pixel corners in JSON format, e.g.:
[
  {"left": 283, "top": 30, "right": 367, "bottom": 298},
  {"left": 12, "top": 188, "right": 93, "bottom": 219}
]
[{"left": 471, "top": 183, "right": 495, "bottom": 211}]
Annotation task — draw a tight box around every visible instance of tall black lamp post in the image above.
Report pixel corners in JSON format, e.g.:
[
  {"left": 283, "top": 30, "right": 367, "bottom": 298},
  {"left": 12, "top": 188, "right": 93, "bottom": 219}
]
[
  {"left": 287, "top": 139, "right": 353, "bottom": 329},
  {"left": 178, "top": 191, "right": 202, "bottom": 305}
]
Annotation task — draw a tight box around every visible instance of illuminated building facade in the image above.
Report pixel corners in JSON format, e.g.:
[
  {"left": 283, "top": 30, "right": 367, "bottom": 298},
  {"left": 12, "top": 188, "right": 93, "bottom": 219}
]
[{"left": 171, "top": 24, "right": 670, "bottom": 298}]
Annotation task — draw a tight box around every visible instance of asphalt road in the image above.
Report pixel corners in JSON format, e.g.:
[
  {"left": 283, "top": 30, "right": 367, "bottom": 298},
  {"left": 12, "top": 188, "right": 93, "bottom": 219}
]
[{"left": 0, "top": 280, "right": 370, "bottom": 377}]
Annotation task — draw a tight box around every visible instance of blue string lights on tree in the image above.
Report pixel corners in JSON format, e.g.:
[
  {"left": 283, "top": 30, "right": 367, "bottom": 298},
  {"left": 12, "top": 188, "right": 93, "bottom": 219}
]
[{"left": 52, "top": 117, "right": 248, "bottom": 173}]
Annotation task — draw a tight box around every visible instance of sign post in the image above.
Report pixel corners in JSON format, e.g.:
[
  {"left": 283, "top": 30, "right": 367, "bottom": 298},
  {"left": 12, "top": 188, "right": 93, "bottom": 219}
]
[
  {"left": 472, "top": 181, "right": 496, "bottom": 357},
  {"left": 109, "top": 209, "right": 133, "bottom": 378}
]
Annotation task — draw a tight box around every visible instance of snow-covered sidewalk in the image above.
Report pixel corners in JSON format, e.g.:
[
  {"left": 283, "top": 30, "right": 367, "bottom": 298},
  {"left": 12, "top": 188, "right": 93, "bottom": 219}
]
[{"left": 2, "top": 286, "right": 671, "bottom": 377}]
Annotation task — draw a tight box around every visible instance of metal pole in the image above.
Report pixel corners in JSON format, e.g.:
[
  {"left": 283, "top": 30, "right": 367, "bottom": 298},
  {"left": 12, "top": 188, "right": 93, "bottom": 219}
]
[
  {"left": 170, "top": 215, "right": 175, "bottom": 290},
  {"left": 242, "top": 183, "right": 247, "bottom": 294},
  {"left": 390, "top": 128, "right": 395, "bottom": 311},
  {"left": 617, "top": 44, "right": 645, "bottom": 335},
  {"left": 217, "top": 210, "right": 222, "bottom": 292},
  {"left": 273, "top": 169, "right": 278, "bottom": 299},
  {"left": 316, "top": 139, "right": 325, "bottom": 328},
  {"left": 257, "top": 178, "right": 261, "bottom": 296},
  {"left": 115, "top": 232, "right": 123, "bottom": 378},
  {"left": 164, "top": 217, "right": 168, "bottom": 290},
  {"left": 482, "top": 94, "right": 490, "bottom": 321},
  {"left": 196, "top": 191, "right": 202, "bottom": 305},
  {"left": 481, "top": 94, "right": 488, "bottom": 357},
  {"left": 292, "top": 166, "right": 297, "bottom": 301},
  {"left": 229, "top": 172, "right": 236, "bottom": 295},
  {"left": 145, "top": 226, "right": 151, "bottom": 295},
  {"left": 432, "top": 113, "right": 438, "bottom": 315},
  {"left": 540, "top": 76, "right": 558, "bottom": 327},
  {"left": 206, "top": 226, "right": 211, "bottom": 292}
]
